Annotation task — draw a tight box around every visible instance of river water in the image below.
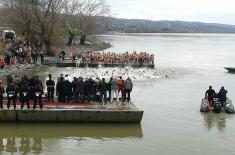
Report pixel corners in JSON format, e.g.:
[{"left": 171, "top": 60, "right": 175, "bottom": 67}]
[{"left": 1, "top": 33, "right": 235, "bottom": 155}]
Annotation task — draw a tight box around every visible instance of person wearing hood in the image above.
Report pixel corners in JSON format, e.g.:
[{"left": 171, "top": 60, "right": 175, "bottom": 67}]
[
  {"left": 124, "top": 77, "right": 133, "bottom": 102},
  {"left": 218, "top": 86, "right": 227, "bottom": 107}
]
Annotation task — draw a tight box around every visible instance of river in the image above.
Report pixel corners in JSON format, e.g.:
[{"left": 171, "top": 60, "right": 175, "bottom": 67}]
[{"left": 1, "top": 33, "right": 235, "bottom": 155}]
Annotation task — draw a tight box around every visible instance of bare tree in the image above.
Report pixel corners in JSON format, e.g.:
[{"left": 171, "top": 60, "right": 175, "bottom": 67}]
[
  {"left": 31, "top": 0, "right": 64, "bottom": 55},
  {"left": 2, "top": 0, "right": 33, "bottom": 46},
  {"left": 63, "top": 0, "right": 109, "bottom": 45}
]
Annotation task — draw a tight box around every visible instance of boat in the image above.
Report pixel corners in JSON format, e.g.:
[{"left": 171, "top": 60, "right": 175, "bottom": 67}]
[
  {"left": 200, "top": 97, "right": 234, "bottom": 114},
  {"left": 225, "top": 67, "right": 235, "bottom": 73}
]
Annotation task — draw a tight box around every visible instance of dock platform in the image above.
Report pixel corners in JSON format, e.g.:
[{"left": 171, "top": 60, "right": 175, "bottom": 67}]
[{"left": 0, "top": 101, "right": 143, "bottom": 123}]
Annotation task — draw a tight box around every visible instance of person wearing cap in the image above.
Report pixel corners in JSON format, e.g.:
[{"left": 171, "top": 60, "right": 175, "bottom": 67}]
[
  {"left": 0, "top": 80, "right": 5, "bottom": 109},
  {"left": 46, "top": 74, "right": 55, "bottom": 102},
  {"left": 218, "top": 86, "right": 228, "bottom": 107}
]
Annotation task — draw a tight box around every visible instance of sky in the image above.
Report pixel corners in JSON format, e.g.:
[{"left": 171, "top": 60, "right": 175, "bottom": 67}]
[{"left": 106, "top": 0, "right": 235, "bottom": 25}]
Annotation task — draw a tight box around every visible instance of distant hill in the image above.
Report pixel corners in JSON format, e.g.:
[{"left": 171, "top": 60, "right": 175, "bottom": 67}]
[{"left": 94, "top": 17, "right": 235, "bottom": 33}]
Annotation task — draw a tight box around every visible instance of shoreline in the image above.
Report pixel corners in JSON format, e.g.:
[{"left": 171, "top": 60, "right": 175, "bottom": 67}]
[{"left": 0, "top": 41, "right": 111, "bottom": 81}]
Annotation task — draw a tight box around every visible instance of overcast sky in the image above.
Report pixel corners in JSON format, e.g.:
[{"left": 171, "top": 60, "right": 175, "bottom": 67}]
[{"left": 106, "top": 0, "right": 235, "bottom": 25}]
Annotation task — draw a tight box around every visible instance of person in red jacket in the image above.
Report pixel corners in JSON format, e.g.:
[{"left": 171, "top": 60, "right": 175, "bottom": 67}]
[
  {"left": 0, "top": 57, "right": 4, "bottom": 69},
  {"left": 0, "top": 80, "right": 5, "bottom": 109},
  {"left": 118, "top": 76, "right": 125, "bottom": 101}
]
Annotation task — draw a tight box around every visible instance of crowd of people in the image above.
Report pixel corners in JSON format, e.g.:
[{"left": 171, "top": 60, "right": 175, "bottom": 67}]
[
  {"left": 59, "top": 51, "right": 155, "bottom": 65},
  {"left": 79, "top": 51, "right": 155, "bottom": 65},
  {"left": 0, "top": 40, "right": 45, "bottom": 69},
  {"left": 0, "top": 74, "right": 133, "bottom": 110},
  {"left": 52, "top": 74, "right": 133, "bottom": 104},
  {"left": 0, "top": 75, "right": 43, "bottom": 110}
]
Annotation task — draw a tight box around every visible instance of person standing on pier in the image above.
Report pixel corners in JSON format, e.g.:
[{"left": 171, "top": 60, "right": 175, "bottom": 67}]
[
  {"left": 100, "top": 78, "right": 108, "bottom": 104},
  {"left": 110, "top": 77, "right": 119, "bottom": 103},
  {"left": 6, "top": 82, "right": 16, "bottom": 109},
  {"left": 19, "top": 80, "right": 30, "bottom": 109},
  {"left": 0, "top": 81, "right": 5, "bottom": 109},
  {"left": 118, "top": 76, "right": 125, "bottom": 101},
  {"left": 32, "top": 81, "right": 43, "bottom": 110},
  {"left": 124, "top": 77, "right": 133, "bottom": 102},
  {"left": 56, "top": 77, "right": 65, "bottom": 102},
  {"left": 46, "top": 74, "right": 55, "bottom": 102}
]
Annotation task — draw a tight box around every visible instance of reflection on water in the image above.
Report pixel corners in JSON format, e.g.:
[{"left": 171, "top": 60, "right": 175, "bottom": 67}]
[
  {"left": 0, "top": 123, "right": 142, "bottom": 154},
  {"left": 202, "top": 113, "right": 226, "bottom": 132},
  {"left": 0, "top": 137, "right": 42, "bottom": 155}
]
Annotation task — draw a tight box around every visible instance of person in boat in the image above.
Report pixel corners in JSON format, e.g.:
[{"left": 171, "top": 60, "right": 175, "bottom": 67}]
[
  {"left": 46, "top": 74, "right": 55, "bottom": 102},
  {"left": 205, "top": 86, "right": 216, "bottom": 107},
  {"left": 124, "top": 77, "right": 133, "bottom": 102},
  {"left": 6, "top": 81, "right": 16, "bottom": 109},
  {"left": 19, "top": 79, "right": 30, "bottom": 109},
  {"left": 218, "top": 86, "right": 227, "bottom": 107},
  {"left": 0, "top": 80, "right": 5, "bottom": 109}
]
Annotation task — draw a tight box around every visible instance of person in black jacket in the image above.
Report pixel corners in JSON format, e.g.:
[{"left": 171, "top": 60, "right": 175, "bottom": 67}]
[
  {"left": 19, "top": 81, "right": 30, "bottom": 109},
  {"left": 6, "top": 82, "right": 16, "bottom": 109},
  {"left": 84, "top": 78, "right": 92, "bottom": 102},
  {"left": 46, "top": 74, "right": 55, "bottom": 102},
  {"left": 32, "top": 82, "right": 43, "bottom": 110},
  {"left": 76, "top": 77, "right": 85, "bottom": 102},
  {"left": 63, "top": 77, "right": 72, "bottom": 102},
  {"left": 0, "top": 80, "right": 5, "bottom": 109},
  {"left": 100, "top": 78, "right": 108, "bottom": 104},
  {"left": 108, "top": 77, "right": 113, "bottom": 101},
  {"left": 205, "top": 86, "right": 216, "bottom": 107},
  {"left": 56, "top": 77, "right": 65, "bottom": 102},
  {"left": 218, "top": 86, "right": 227, "bottom": 107}
]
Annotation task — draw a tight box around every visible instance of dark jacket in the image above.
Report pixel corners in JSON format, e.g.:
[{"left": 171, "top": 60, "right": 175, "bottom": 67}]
[
  {"left": 205, "top": 89, "right": 216, "bottom": 100},
  {"left": 76, "top": 78, "right": 85, "bottom": 94},
  {"left": 218, "top": 89, "right": 227, "bottom": 102},
  {"left": 124, "top": 78, "right": 133, "bottom": 91},
  {"left": 100, "top": 81, "right": 108, "bottom": 91},
  {"left": 46, "top": 79, "right": 55, "bottom": 91}
]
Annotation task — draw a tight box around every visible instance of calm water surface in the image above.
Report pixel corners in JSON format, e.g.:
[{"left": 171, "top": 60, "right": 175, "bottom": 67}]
[{"left": 1, "top": 33, "right": 235, "bottom": 155}]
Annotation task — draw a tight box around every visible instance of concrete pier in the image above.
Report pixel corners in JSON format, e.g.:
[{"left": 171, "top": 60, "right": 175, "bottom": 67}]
[{"left": 0, "top": 103, "right": 143, "bottom": 123}]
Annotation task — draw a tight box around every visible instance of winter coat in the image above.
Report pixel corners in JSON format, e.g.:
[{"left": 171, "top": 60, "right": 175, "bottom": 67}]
[
  {"left": 124, "top": 78, "right": 133, "bottom": 91},
  {"left": 111, "top": 79, "right": 118, "bottom": 90}
]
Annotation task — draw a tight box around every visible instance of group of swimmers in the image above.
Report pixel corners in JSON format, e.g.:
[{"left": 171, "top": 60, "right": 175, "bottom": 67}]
[{"left": 79, "top": 51, "right": 155, "bottom": 65}]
